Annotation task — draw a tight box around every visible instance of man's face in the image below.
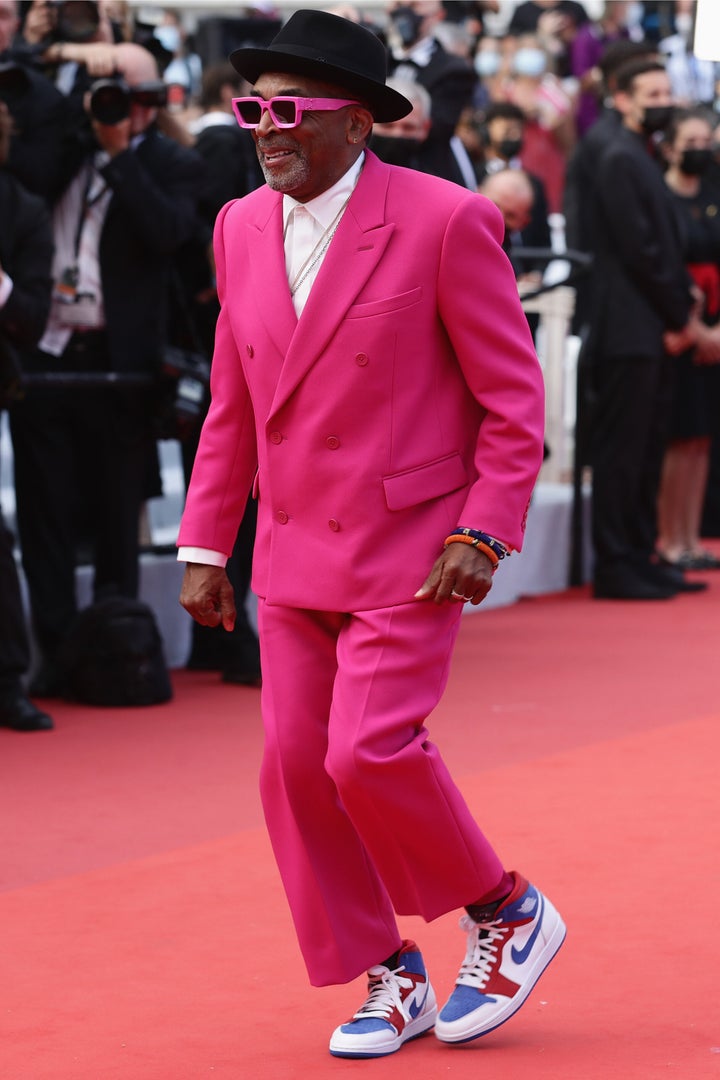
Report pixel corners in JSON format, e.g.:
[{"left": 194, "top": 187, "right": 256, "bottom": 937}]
[
  {"left": 493, "top": 189, "right": 532, "bottom": 232},
  {"left": 373, "top": 103, "right": 429, "bottom": 142},
  {"left": 620, "top": 70, "right": 673, "bottom": 130},
  {"left": 487, "top": 117, "right": 524, "bottom": 155},
  {"left": 0, "top": 0, "right": 19, "bottom": 52},
  {"left": 251, "top": 72, "right": 372, "bottom": 202}
]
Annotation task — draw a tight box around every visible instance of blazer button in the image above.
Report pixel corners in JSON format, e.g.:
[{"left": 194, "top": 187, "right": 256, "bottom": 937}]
[
  {"left": 276, "top": 510, "right": 289, "bottom": 524},
  {"left": 246, "top": 344, "right": 254, "bottom": 358},
  {"left": 270, "top": 430, "right": 283, "bottom": 444},
  {"left": 328, "top": 519, "right": 340, "bottom": 532},
  {"left": 355, "top": 352, "right": 369, "bottom": 366},
  {"left": 326, "top": 435, "right": 340, "bottom": 450}
]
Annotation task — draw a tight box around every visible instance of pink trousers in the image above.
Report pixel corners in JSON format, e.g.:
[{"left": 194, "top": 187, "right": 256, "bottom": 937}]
[{"left": 257, "top": 599, "right": 505, "bottom": 986}]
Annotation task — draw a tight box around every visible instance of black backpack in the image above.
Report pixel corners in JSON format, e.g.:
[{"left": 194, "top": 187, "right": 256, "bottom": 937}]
[{"left": 57, "top": 598, "right": 173, "bottom": 707}]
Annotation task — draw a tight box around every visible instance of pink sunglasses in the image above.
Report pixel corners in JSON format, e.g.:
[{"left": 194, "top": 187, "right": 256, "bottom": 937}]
[{"left": 232, "top": 96, "right": 361, "bottom": 130}]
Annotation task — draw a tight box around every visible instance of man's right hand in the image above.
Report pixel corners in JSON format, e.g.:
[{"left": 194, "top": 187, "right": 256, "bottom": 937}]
[{"left": 180, "top": 563, "right": 236, "bottom": 631}]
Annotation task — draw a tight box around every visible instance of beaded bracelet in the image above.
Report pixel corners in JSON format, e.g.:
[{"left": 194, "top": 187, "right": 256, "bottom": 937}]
[
  {"left": 443, "top": 528, "right": 509, "bottom": 572},
  {"left": 452, "top": 528, "right": 509, "bottom": 561}
]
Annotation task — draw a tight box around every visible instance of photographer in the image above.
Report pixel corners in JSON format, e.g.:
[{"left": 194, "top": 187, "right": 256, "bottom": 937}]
[
  {"left": 0, "top": 0, "right": 69, "bottom": 199},
  {"left": 0, "top": 95, "right": 54, "bottom": 730},
  {"left": 9, "top": 41, "right": 205, "bottom": 697}
]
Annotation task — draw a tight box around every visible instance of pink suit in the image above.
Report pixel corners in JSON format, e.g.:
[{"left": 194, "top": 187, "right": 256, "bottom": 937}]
[{"left": 178, "top": 152, "right": 545, "bottom": 985}]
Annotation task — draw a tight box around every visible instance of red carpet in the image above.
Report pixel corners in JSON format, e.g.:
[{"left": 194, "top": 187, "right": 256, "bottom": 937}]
[{"left": 2, "top": 580, "right": 720, "bottom": 1078}]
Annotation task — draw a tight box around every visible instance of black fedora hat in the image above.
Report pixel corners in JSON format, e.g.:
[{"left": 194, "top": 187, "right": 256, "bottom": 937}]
[{"left": 229, "top": 9, "right": 412, "bottom": 123}]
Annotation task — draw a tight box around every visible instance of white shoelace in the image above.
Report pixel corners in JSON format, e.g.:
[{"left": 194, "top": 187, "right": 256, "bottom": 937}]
[
  {"left": 352, "top": 964, "right": 414, "bottom": 1022},
  {"left": 454, "top": 913, "right": 510, "bottom": 990}
]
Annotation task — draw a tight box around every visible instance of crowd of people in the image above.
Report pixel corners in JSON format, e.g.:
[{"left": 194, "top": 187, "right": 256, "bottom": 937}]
[{"left": 0, "top": 0, "right": 719, "bottom": 734}]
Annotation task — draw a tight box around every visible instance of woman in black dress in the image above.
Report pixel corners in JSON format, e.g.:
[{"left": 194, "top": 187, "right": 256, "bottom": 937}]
[{"left": 657, "top": 108, "right": 720, "bottom": 570}]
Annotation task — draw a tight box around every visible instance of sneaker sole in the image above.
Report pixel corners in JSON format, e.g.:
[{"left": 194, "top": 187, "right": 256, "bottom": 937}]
[
  {"left": 435, "top": 903, "right": 566, "bottom": 1044},
  {"left": 329, "top": 1004, "right": 438, "bottom": 1058}
]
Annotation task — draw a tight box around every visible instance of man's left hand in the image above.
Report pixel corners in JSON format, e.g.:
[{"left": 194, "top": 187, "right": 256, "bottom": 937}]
[{"left": 415, "top": 542, "right": 494, "bottom": 605}]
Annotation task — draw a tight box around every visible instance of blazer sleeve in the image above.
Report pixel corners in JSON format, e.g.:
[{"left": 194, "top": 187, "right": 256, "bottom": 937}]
[{"left": 437, "top": 192, "right": 546, "bottom": 549}]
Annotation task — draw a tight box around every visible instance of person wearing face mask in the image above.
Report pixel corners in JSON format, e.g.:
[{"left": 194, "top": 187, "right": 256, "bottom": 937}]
[
  {"left": 475, "top": 101, "right": 551, "bottom": 270},
  {"left": 499, "top": 34, "right": 576, "bottom": 212},
  {"left": 656, "top": 108, "right": 720, "bottom": 572},
  {"left": 370, "top": 76, "right": 432, "bottom": 170},
  {"left": 385, "top": 1, "right": 476, "bottom": 182},
  {"left": 587, "top": 60, "right": 703, "bottom": 600}
]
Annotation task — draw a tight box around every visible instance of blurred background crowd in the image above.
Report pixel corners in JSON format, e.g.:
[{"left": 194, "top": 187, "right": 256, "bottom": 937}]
[{"left": 1, "top": 0, "right": 719, "bottom": 731}]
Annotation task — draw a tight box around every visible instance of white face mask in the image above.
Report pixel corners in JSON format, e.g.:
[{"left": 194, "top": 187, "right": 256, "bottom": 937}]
[
  {"left": 155, "top": 24, "right": 181, "bottom": 54},
  {"left": 512, "top": 47, "right": 546, "bottom": 78},
  {"left": 474, "top": 51, "right": 501, "bottom": 78}
]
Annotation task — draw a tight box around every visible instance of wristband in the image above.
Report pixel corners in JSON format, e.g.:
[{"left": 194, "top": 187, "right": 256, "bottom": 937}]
[
  {"left": 443, "top": 528, "right": 509, "bottom": 572},
  {"left": 447, "top": 528, "right": 508, "bottom": 561}
]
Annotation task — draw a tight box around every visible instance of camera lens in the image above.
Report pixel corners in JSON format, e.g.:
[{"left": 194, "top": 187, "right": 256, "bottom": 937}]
[{"left": 89, "top": 80, "right": 130, "bottom": 125}]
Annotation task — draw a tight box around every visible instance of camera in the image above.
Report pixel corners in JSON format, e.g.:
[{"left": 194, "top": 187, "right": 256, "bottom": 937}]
[
  {"left": 88, "top": 78, "right": 168, "bottom": 125},
  {"left": 48, "top": 1, "right": 100, "bottom": 44},
  {"left": 157, "top": 344, "right": 210, "bottom": 439},
  {"left": 0, "top": 60, "right": 30, "bottom": 99}
]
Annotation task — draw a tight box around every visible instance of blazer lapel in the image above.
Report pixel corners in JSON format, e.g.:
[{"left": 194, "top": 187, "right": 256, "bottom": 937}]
[
  {"left": 268, "top": 159, "right": 395, "bottom": 418},
  {"left": 245, "top": 194, "right": 297, "bottom": 358}
]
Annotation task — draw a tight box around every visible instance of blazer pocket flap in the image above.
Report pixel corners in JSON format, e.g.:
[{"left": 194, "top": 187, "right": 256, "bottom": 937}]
[
  {"left": 346, "top": 286, "right": 423, "bottom": 320},
  {"left": 383, "top": 453, "right": 467, "bottom": 512}
]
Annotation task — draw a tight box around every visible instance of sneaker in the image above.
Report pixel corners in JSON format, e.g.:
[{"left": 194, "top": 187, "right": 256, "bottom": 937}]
[
  {"left": 435, "top": 871, "right": 566, "bottom": 1044},
  {"left": 329, "top": 940, "right": 437, "bottom": 1058}
]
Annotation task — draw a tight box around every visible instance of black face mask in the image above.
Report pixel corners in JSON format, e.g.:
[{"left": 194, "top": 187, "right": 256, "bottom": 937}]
[
  {"left": 495, "top": 138, "right": 523, "bottom": 160},
  {"left": 679, "top": 148, "right": 714, "bottom": 176},
  {"left": 370, "top": 134, "right": 424, "bottom": 168},
  {"left": 390, "top": 6, "right": 424, "bottom": 48},
  {"left": 641, "top": 105, "right": 673, "bottom": 135}
]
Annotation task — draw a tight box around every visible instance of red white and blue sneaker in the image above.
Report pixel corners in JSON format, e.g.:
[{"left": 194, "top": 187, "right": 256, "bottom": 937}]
[
  {"left": 329, "top": 940, "right": 437, "bottom": 1058},
  {"left": 435, "top": 871, "right": 566, "bottom": 1044}
]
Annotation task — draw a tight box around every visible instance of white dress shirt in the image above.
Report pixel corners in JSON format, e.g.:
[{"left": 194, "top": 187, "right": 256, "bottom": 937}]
[{"left": 179, "top": 154, "right": 365, "bottom": 567}]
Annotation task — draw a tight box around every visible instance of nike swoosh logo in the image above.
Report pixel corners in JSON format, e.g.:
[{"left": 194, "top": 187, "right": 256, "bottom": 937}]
[
  {"left": 511, "top": 894, "right": 545, "bottom": 965},
  {"left": 408, "top": 983, "right": 428, "bottom": 1019}
]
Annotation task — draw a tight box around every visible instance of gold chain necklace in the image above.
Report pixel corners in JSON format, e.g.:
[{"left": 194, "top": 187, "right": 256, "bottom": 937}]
[{"left": 286, "top": 160, "right": 364, "bottom": 297}]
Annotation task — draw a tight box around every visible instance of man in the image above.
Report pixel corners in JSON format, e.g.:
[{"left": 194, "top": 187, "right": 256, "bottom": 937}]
[
  {"left": 0, "top": 0, "right": 69, "bottom": 201},
  {"left": 479, "top": 166, "right": 536, "bottom": 267},
  {"left": 385, "top": 1, "right": 476, "bottom": 182},
  {"left": 0, "top": 96, "right": 54, "bottom": 731},
  {"left": 588, "top": 58, "right": 702, "bottom": 599},
  {"left": 370, "top": 75, "right": 432, "bottom": 169},
  {"left": 371, "top": 74, "right": 476, "bottom": 187},
  {"left": 10, "top": 42, "right": 204, "bottom": 694},
  {"left": 178, "top": 9, "right": 564, "bottom": 1060},
  {"left": 476, "top": 102, "right": 552, "bottom": 271}
]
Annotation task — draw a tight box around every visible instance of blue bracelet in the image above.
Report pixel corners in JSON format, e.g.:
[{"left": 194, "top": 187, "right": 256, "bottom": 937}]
[{"left": 453, "top": 528, "right": 509, "bottom": 561}]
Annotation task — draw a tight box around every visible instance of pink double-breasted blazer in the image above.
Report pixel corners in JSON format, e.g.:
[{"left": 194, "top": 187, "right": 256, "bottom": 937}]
[{"left": 178, "top": 151, "right": 545, "bottom": 610}]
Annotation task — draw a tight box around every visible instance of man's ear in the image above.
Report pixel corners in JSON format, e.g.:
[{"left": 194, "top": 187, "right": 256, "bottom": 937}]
[{"left": 347, "top": 106, "right": 374, "bottom": 144}]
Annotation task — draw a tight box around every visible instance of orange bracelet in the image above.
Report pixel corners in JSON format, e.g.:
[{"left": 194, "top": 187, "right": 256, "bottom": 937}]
[{"left": 444, "top": 533, "right": 500, "bottom": 568}]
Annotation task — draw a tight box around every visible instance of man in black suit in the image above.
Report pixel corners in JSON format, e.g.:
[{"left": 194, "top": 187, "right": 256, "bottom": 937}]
[
  {"left": 386, "top": 1, "right": 476, "bottom": 183},
  {"left": 0, "top": 0, "right": 70, "bottom": 201},
  {"left": 588, "top": 58, "right": 701, "bottom": 600},
  {"left": 9, "top": 42, "right": 204, "bottom": 693},
  {"left": 0, "top": 96, "right": 54, "bottom": 730}
]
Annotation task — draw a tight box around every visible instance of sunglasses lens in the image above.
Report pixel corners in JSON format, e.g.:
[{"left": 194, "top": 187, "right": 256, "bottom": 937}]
[
  {"left": 272, "top": 99, "right": 298, "bottom": 126},
  {"left": 236, "top": 99, "right": 262, "bottom": 125}
]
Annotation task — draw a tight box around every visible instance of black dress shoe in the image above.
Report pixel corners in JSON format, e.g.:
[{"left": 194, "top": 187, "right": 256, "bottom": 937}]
[
  {"left": 643, "top": 561, "right": 708, "bottom": 594},
  {"left": 0, "top": 691, "right": 54, "bottom": 732},
  {"left": 593, "top": 566, "right": 677, "bottom": 600}
]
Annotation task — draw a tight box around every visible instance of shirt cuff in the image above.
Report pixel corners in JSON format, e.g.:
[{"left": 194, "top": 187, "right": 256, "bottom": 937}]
[
  {"left": 0, "top": 272, "right": 14, "bottom": 308},
  {"left": 177, "top": 546, "right": 228, "bottom": 567}
]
